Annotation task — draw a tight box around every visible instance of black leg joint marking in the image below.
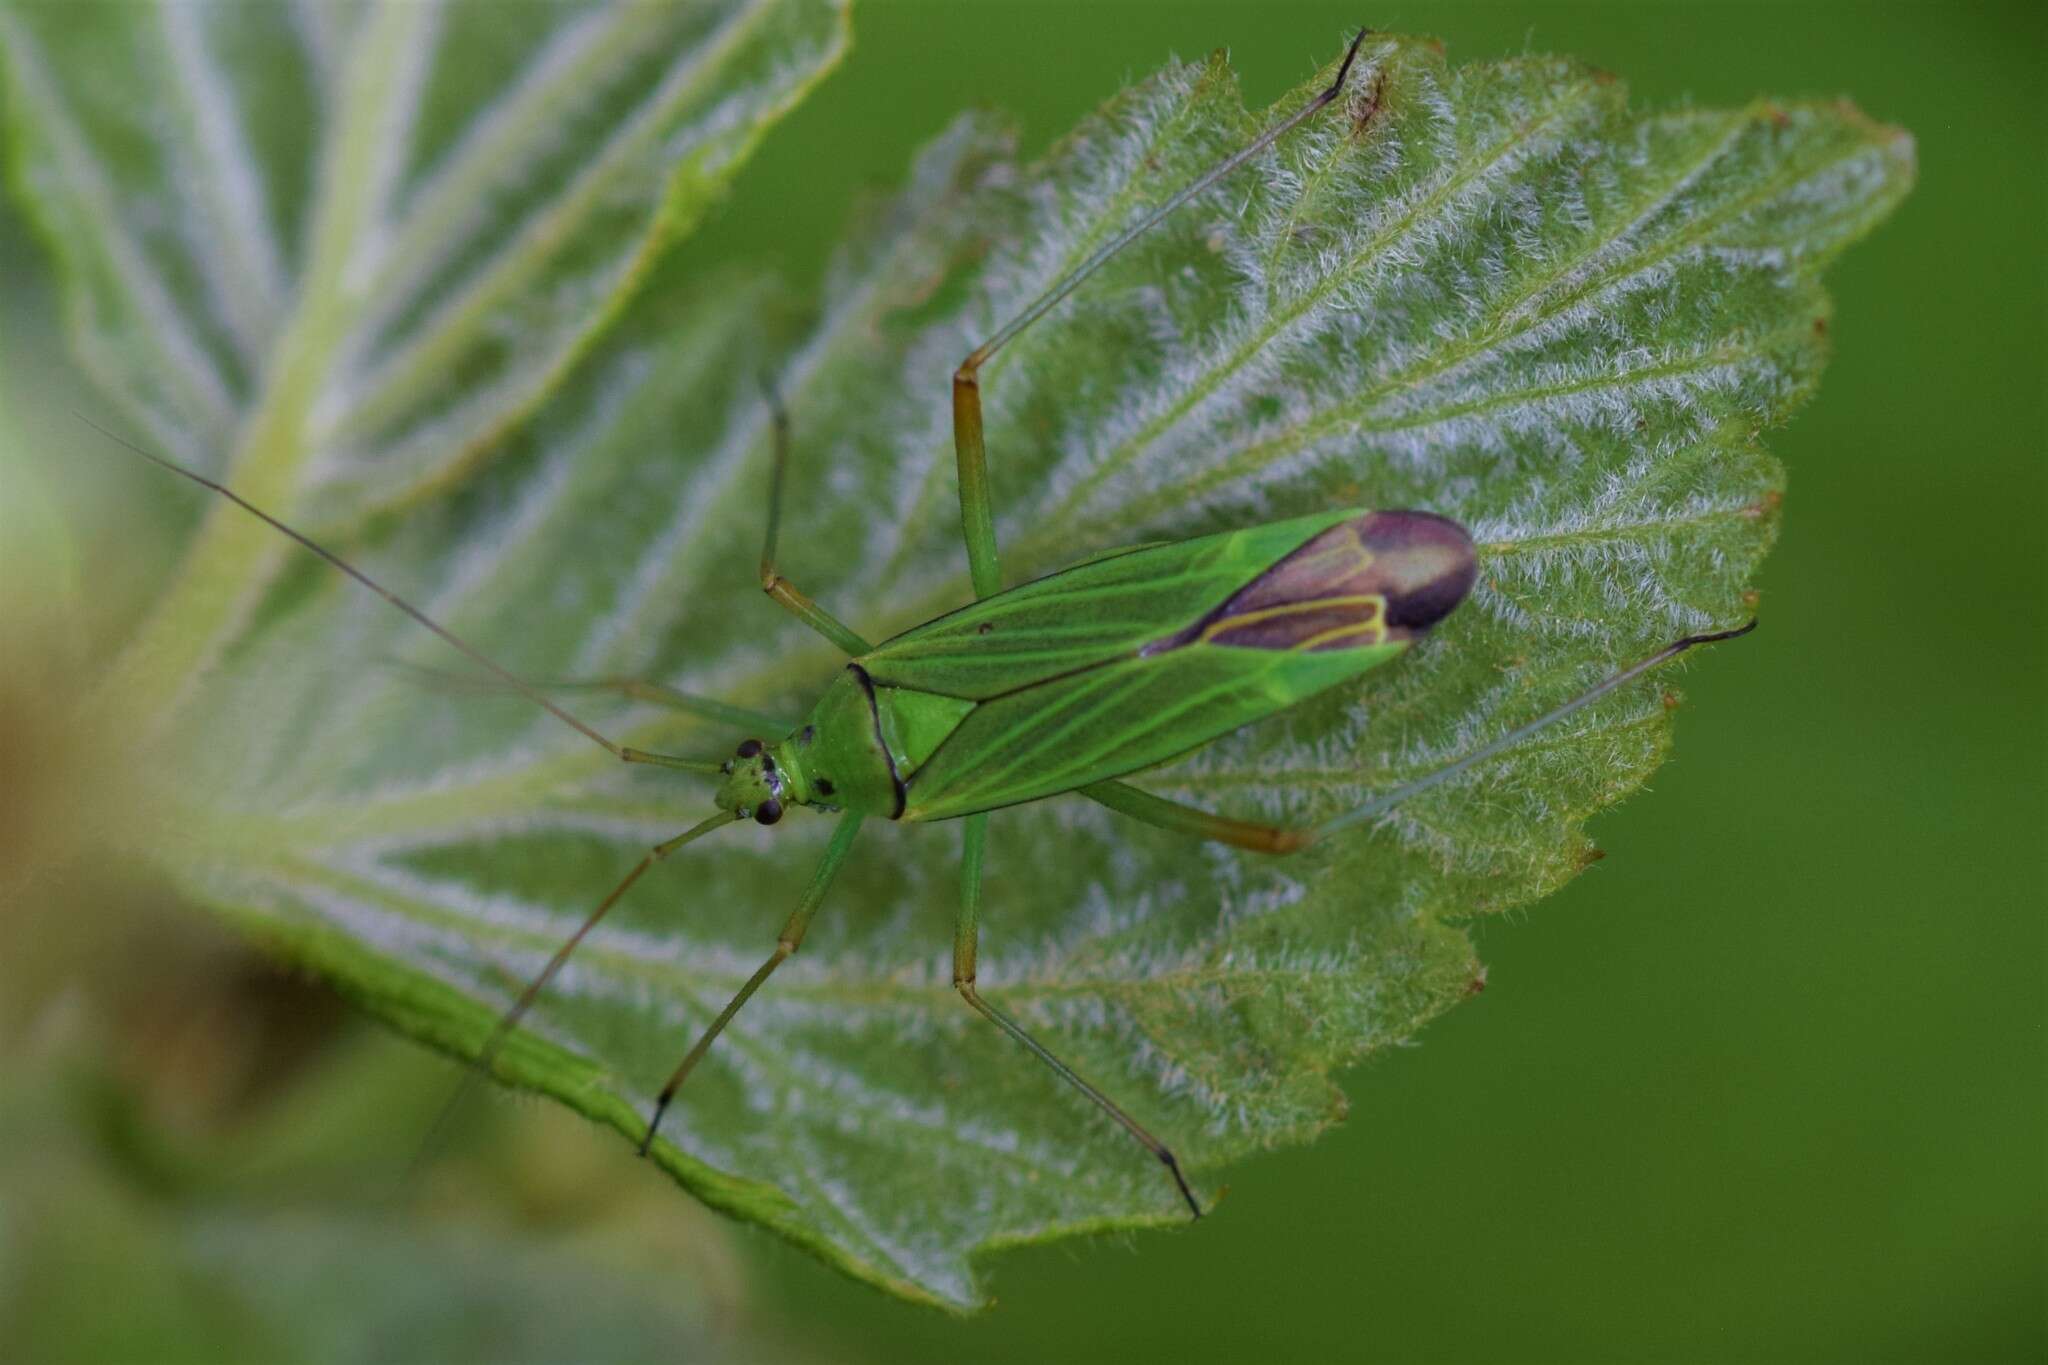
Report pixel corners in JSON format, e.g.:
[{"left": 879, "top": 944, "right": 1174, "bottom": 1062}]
[
  {"left": 1157, "top": 1147, "right": 1203, "bottom": 1220},
  {"left": 637, "top": 1098, "right": 672, "bottom": 1157},
  {"left": 1680, "top": 618, "right": 1759, "bottom": 648},
  {"left": 1321, "top": 26, "right": 1371, "bottom": 103}
]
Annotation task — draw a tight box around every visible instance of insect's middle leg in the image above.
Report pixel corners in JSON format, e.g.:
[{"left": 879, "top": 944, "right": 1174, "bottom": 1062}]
[{"left": 952, "top": 816, "right": 1202, "bottom": 1218}]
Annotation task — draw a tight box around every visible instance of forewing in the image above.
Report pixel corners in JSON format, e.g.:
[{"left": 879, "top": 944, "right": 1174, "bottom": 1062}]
[
  {"left": 859, "top": 511, "right": 1348, "bottom": 699},
  {"left": 902, "top": 641, "right": 1404, "bottom": 820}
]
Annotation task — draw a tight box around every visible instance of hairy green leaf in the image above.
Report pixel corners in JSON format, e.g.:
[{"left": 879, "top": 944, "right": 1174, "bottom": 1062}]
[{"left": 12, "top": 27, "right": 1910, "bottom": 1310}]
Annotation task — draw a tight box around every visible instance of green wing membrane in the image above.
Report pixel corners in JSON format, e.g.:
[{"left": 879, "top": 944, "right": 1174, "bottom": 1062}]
[
  {"left": 897, "top": 640, "right": 1401, "bottom": 819},
  {"left": 859, "top": 507, "right": 1432, "bottom": 821},
  {"left": 863, "top": 510, "right": 1354, "bottom": 699}
]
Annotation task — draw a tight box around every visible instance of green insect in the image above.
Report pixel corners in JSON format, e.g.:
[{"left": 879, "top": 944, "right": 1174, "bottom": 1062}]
[{"left": 108, "top": 30, "right": 1750, "bottom": 1218}]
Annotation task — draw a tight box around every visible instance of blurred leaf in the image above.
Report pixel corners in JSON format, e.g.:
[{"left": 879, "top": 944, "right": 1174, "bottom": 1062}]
[
  {"left": 0, "top": 387, "right": 81, "bottom": 667},
  {"left": 0, "top": 1020, "right": 793, "bottom": 1365},
  {"left": 10, "top": 28, "right": 1910, "bottom": 1310}
]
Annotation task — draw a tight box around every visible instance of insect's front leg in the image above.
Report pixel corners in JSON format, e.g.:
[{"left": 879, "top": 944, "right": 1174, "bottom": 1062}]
[
  {"left": 756, "top": 375, "right": 873, "bottom": 656},
  {"left": 637, "top": 812, "right": 866, "bottom": 1156},
  {"left": 950, "top": 354, "right": 1002, "bottom": 599},
  {"left": 951, "top": 815, "right": 1203, "bottom": 1218}
]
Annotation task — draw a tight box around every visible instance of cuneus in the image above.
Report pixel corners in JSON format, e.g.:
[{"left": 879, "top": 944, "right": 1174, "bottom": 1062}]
[{"left": 110, "top": 30, "right": 1751, "bottom": 1218}]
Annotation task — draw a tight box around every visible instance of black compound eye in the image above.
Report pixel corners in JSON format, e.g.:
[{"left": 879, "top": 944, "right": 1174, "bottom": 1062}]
[
  {"left": 736, "top": 738, "right": 763, "bottom": 758},
  {"left": 754, "top": 798, "right": 783, "bottom": 826}
]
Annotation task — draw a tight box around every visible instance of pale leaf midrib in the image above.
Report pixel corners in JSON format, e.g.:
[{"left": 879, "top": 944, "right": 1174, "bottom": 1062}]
[
  {"left": 357, "top": 1, "right": 675, "bottom": 329},
  {"left": 328, "top": 0, "right": 784, "bottom": 452},
  {"left": 88, "top": 4, "right": 438, "bottom": 737},
  {"left": 334, "top": 1, "right": 850, "bottom": 526},
  {"left": 1480, "top": 494, "right": 1769, "bottom": 556},
  {"left": 0, "top": 13, "right": 238, "bottom": 433},
  {"left": 158, "top": 0, "right": 289, "bottom": 363}
]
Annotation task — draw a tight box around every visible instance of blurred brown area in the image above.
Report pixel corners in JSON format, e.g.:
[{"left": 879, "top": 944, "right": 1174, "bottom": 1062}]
[{"left": 0, "top": 607, "right": 792, "bottom": 1362}]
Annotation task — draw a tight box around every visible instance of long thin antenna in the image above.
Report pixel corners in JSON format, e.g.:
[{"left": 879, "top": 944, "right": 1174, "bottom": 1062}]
[
  {"left": 1317, "top": 621, "right": 1758, "bottom": 840},
  {"left": 80, "top": 414, "right": 719, "bottom": 774}
]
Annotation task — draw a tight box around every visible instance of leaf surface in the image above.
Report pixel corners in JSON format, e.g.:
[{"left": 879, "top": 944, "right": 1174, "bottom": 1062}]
[
  {"left": 0, "top": 0, "right": 849, "bottom": 690},
  {"left": 9, "top": 27, "right": 1911, "bottom": 1309}
]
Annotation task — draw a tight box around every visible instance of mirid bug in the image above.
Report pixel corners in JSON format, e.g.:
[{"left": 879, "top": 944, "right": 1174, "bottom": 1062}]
[{"left": 98, "top": 30, "right": 1752, "bottom": 1218}]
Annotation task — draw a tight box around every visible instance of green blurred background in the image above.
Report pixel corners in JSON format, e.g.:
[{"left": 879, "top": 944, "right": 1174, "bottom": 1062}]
[{"left": 2, "top": 2, "right": 2039, "bottom": 1361}]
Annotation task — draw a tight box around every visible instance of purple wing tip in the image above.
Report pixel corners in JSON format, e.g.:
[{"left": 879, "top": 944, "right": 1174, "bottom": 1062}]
[{"left": 1355, "top": 510, "right": 1477, "bottom": 634}]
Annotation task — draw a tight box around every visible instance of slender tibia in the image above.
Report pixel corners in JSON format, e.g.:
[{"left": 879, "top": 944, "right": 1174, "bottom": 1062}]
[
  {"left": 382, "top": 659, "right": 790, "bottom": 736},
  {"left": 1080, "top": 779, "right": 1313, "bottom": 853},
  {"left": 637, "top": 812, "right": 867, "bottom": 1155},
  {"left": 760, "top": 573, "right": 873, "bottom": 658},
  {"left": 948, "top": 28, "right": 1372, "bottom": 598},
  {"left": 953, "top": 814, "right": 1202, "bottom": 1218},
  {"left": 85, "top": 416, "right": 720, "bottom": 774},
  {"left": 1312, "top": 621, "right": 1759, "bottom": 842},
  {"left": 754, "top": 377, "right": 874, "bottom": 656},
  {"left": 1085, "top": 622, "right": 1759, "bottom": 854},
  {"left": 405, "top": 811, "right": 739, "bottom": 1188}
]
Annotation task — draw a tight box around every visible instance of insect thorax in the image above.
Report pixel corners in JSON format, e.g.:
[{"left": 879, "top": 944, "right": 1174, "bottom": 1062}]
[{"left": 772, "top": 667, "right": 973, "bottom": 821}]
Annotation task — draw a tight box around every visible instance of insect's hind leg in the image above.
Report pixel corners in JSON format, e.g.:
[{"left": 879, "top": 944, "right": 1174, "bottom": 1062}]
[
  {"left": 952, "top": 816, "right": 1203, "bottom": 1218},
  {"left": 1082, "top": 622, "right": 1761, "bottom": 851},
  {"left": 1080, "top": 780, "right": 1316, "bottom": 853},
  {"left": 755, "top": 376, "right": 874, "bottom": 657},
  {"left": 948, "top": 29, "right": 1370, "bottom": 600}
]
